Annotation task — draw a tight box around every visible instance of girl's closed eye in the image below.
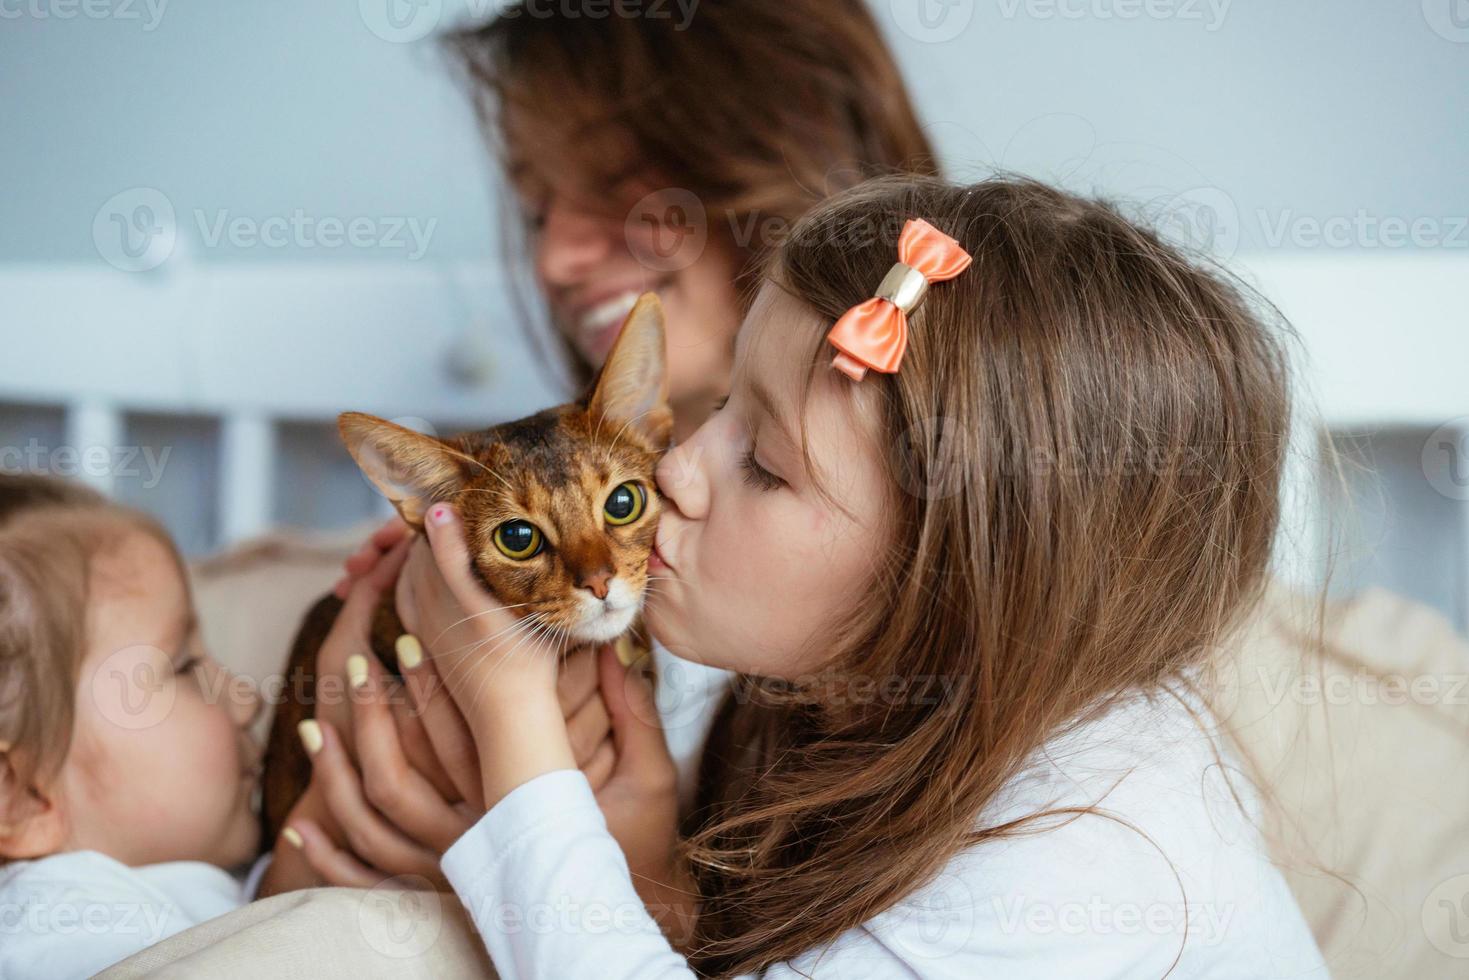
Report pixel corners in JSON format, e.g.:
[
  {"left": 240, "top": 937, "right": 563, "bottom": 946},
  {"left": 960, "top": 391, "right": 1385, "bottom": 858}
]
[{"left": 741, "top": 447, "right": 784, "bottom": 492}]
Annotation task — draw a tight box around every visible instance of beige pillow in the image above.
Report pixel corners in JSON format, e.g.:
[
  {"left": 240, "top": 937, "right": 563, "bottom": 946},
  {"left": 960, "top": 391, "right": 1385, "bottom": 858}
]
[
  {"left": 1214, "top": 583, "right": 1469, "bottom": 979},
  {"left": 100, "top": 885, "right": 494, "bottom": 979}
]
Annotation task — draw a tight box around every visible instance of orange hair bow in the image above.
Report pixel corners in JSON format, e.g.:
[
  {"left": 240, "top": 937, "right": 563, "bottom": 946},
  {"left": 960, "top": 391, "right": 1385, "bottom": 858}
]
[{"left": 826, "top": 218, "right": 973, "bottom": 381}]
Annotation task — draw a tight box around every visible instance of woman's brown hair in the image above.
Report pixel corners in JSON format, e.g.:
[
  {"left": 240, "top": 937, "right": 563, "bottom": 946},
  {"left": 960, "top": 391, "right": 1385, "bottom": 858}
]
[
  {"left": 682, "top": 176, "right": 1294, "bottom": 975},
  {"left": 445, "top": 0, "right": 940, "bottom": 386}
]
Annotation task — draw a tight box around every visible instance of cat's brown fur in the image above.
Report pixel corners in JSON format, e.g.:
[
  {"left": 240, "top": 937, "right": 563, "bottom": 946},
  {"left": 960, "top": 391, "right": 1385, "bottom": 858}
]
[{"left": 260, "top": 294, "right": 671, "bottom": 844}]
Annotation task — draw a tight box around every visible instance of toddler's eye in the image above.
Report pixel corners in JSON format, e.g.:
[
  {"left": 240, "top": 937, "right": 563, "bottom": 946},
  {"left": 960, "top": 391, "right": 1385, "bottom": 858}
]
[
  {"left": 173, "top": 655, "right": 201, "bottom": 677},
  {"left": 604, "top": 482, "right": 646, "bottom": 526},
  {"left": 494, "top": 520, "right": 544, "bottom": 560}
]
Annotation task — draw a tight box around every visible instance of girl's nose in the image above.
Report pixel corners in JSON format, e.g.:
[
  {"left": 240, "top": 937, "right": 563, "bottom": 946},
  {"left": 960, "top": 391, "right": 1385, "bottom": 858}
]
[
  {"left": 535, "top": 198, "right": 614, "bottom": 288},
  {"left": 656, "top": 437, "right": 710, "bottom": 522}
]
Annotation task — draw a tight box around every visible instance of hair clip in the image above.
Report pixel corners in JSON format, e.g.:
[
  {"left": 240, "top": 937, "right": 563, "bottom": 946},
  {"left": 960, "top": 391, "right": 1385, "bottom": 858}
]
[{"left": 826, "top": 218, "right": 973, "bottom": 381}]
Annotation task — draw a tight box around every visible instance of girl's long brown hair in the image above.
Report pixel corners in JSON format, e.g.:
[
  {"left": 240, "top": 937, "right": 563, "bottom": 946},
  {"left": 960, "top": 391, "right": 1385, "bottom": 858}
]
[
  {"left": 444, "top": 0, "right": 940, "bottom": 387},
  {"left": 683, "top": 176, "right": 1294, "bottom": 976}
]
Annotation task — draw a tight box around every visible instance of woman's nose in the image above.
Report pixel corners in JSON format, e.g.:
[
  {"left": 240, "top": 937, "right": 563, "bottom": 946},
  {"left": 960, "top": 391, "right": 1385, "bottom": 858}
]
[
  {"left": 656, "top": 437, "right": 710, "bottom": 522},
  {"left": 535, "top": 198, "right": 614, "bottom": 288}
]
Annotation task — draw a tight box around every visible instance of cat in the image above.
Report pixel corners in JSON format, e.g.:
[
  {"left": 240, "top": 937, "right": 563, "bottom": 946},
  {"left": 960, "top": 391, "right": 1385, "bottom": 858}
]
[{"left": 260, "top": 293, "right": 671, "bottom": 845}]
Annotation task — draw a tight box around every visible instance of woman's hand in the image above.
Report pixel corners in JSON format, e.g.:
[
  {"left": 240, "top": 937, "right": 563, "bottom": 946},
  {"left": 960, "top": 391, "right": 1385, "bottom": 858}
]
[
  {"left": 592, "top": 644, "right": 697, "bottom": 944},
  {"left": 397, "top": 504, "right": 577, "bottom": 807},
  {"left": 284, "top": 655, "right": 470, "bottom": 890}
]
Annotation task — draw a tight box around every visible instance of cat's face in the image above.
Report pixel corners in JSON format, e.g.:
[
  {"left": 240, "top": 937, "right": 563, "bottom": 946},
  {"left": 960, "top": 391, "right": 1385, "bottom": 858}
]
[{"left": 342, "top": 294, "right": 672, "bottom": 645}]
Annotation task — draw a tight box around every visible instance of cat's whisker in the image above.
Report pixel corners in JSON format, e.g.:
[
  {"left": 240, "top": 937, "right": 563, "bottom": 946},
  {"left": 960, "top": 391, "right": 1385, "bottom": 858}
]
[
  {"left": 431, "top": 601, "right": 541, "bottom": 647},
  {"left": 435, "top": 613, "right": 549, "bottom": 683}
]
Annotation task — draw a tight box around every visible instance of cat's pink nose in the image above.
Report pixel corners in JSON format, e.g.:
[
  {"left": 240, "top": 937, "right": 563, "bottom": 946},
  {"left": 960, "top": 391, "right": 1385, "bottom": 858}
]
[{"left": 579, "top": 569, "right": 613, "bottom": 600}]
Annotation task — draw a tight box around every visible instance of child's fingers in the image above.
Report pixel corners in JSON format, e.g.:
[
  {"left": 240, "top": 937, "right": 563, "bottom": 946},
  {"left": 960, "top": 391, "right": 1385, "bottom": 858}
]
[
  {"left": 420, "top": 505, "right": 496, "bottom": 615},
  {"left": 558, "top": 645, "right": 602, "bottom": 716},
  {"left": 566, "top": 688, "right": 612, "bottom": 768},
  {"left": 349, "top": 657, "right": 473, "bottom": 853},
  {"left": 299, "top": 716, "right": 443, "bottom": 879},
  {"left": 286, "top": 818, "right": 387, "bottom": 890},
  {"left": 398, "top": 636, "right": 484, "bottom": 811},
  {"left": 583, "top": 735, "right": 616, "bottom": 794},
  {"left": 598, "top": 643, "right": 676, "bottom": 794}
]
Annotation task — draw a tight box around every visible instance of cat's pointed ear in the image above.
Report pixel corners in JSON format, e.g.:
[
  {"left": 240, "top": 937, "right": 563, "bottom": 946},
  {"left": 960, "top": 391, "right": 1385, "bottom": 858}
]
[
  {"left": 587, "top": 292, "right": 673, "bottom": 450},
  {"left": 339, "top": 413, "right": 467, "bottom": 528}
]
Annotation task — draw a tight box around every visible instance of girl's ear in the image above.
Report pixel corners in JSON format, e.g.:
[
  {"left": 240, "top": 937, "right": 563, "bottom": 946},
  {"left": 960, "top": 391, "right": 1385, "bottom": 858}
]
[
  {"left": 338, "top": 413, "right": 469, "bottom": 528},
  {"left": 0, "top": 751, "right": 67, "bottom": 861},
  {"left": 587, "top": 293, "right": 673, "bottom": 451}
]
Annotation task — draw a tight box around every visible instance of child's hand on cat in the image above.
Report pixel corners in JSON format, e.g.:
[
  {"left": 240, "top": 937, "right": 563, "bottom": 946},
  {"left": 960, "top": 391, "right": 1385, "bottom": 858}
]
[{"left": 400, "top": 504, "right": 580, "bottom": 807}]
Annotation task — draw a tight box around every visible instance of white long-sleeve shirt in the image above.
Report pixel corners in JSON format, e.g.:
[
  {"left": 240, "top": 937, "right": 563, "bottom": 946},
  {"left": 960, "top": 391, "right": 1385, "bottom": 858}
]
[
  {"left": 441, "top": 684, "right": 1329, "bottom": 979},
  {"left": 0, "top": 850, "right": 269, "bottom": 980}
]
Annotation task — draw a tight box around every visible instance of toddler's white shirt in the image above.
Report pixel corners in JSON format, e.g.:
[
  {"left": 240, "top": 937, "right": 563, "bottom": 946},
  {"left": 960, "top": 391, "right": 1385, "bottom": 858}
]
[{"left": 0, "top": 849, "right": 266, "bottom": 980}]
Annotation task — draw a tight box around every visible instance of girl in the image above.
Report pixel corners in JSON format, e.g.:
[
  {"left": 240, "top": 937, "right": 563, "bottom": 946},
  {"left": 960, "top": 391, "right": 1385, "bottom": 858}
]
[
  {"left": 0, "top": 473, "right": 404, "bottom": 977},
  {"left": 295, "top": 176, "right": 1330, "bottom": 977}
]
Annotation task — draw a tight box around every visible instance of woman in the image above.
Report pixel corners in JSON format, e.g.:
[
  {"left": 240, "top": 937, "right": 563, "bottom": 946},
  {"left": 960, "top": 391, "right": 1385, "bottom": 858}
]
[
  {"left": 446, "top": 0, "right": 939, "bottom": 441},
  {"left": 276, "top": 0, "right": 944, "bottom": 884}
]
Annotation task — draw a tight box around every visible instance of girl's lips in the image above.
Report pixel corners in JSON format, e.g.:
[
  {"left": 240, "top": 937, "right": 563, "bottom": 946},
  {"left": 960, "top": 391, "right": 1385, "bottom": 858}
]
[{"left": 649, "top": 539, "right": 672, "bottom": 573}]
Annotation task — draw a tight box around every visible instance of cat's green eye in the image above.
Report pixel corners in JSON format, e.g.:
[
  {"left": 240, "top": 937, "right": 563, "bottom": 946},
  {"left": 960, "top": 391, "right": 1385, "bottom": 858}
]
[
  {"left": 603, "top": 482, "right": 646, "bottom": 526},
  {"left": 493, "top": 520, "right": 544, "bottom": 560}
]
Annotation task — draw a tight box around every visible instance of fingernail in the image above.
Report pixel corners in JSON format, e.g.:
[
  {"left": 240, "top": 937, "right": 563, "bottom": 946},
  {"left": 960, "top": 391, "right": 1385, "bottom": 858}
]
[
  {"left": 395, "top": 634, "right": 423, "bottom": 670},
  {"left": 346, "top": 654, "right": 369, "bottom": 690},
  {"left": 428, "top": 505, "right": 450, "bottom": 525},
  {"left": 614, "top": 635, "right": 646, "bottom": 668},
  {"left": 282, "top": 827, "right": 304, "bottom": 849},
  {"left": 297, "top": 719, "right": 323, "bottom": 755}
]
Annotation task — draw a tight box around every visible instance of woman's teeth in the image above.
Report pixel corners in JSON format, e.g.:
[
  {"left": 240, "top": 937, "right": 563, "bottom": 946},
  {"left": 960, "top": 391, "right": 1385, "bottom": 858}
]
[{"left": 578, "top": 290, "right": 644, "bottom": 341}]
